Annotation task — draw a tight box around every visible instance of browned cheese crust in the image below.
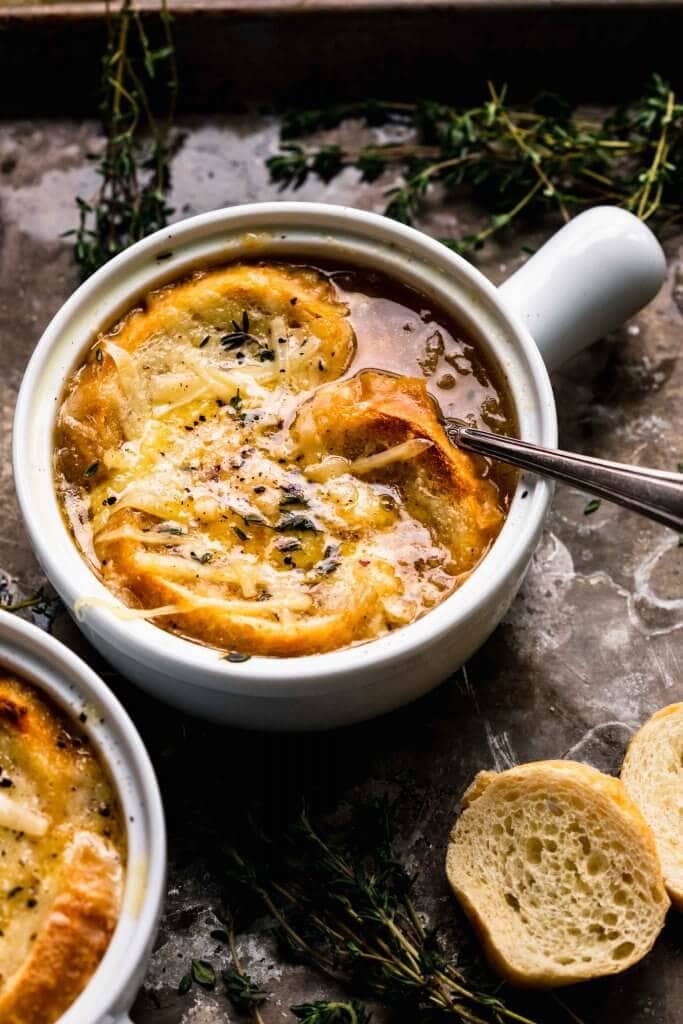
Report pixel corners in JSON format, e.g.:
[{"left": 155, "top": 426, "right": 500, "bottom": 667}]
[
  {"left": 55, "top": 262, "right": 505, "bottom": 656},
  {"left": 0, "top": 674, "right": 125, "bottom": 1024}
]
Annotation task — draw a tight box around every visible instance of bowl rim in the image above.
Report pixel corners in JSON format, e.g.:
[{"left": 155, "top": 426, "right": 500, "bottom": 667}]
[
  {"left": 0, "top": 611, "right": 166, "bottom": 1023},
  {"left": 13, "top": 201, "right": 557, "bottom": 695}
]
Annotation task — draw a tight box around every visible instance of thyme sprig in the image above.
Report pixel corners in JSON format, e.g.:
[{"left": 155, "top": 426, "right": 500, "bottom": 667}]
[
  {"left": 221, "top": 910, "right": 267, "bottom": 1022},
  {"left": 179, "top": 913, "right": 366, "bottom": 1024},
  {"left": 225, "top": 803, "right": 546, "bottom": 1024},
  {"left": 0, "top": 585, "right": 61, "bottom": 625},
  {"left": 69, "top": 0, "right": 178, "bottom": 279},
  {"left": 291, "top": 1001, "right": 372, "bottom": 1024},
  {"left": 1, "top": 591, "right": 44, "bottom": 613},
  {"left": 267, "top": 76, "right": 683, "bottom": 254}
]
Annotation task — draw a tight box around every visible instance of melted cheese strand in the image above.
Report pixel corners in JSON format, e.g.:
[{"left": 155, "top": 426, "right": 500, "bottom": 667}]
[
  {"left": 103, "top": 342, "right": 148, "bottom": 440},
  {"left": 185, "top": 351, "right": 273, "bottom": 398},
  {"left": 0, "top": 792, "right": 49, "bottom": 837},
  {"left": 155, "top": 382, "right": 209, "bottom": 417},
  {"left": 96, "top": 526, "right": 187, "bottom": 546},
  {"left": 160, "top": 579, "right": 313, "bottom": 615},
  {"left": 74, "top": 596, "right": 186, "bottom": 621},
  {"left": 130, "top": 551, "right": 264, "bottom": 589},
  {"left": 305, "top": 438, "right": 434, "bottom": 482}
]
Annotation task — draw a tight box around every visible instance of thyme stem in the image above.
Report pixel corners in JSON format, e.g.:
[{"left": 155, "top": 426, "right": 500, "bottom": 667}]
[
  {"left": 267, "top": 75, "right": 683, "bottom": 255},
  {"left": 487, "top": 81, "right": 570, "bottom": 223},
  {"left": 637, "top": 87, "right": 675, "bottom": 220},
  {"left": 226, "top": 805, "right": 551, "bottom": 1024},
  {"left": 69, "top": 0, "right": 178, "bottom": 279},
  {"left": 1, "top": 594, "right": 43, "bottom": 613},
  {"left": 227, "top": 923, "right": 265, "bottom": 1024}
]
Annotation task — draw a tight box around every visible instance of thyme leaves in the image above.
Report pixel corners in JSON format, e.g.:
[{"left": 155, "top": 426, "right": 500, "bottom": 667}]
[
  {"left": 268, "top": 77, "right": 683, "bottom": 255},
  {"left": 74, "top": 6, "right": 682, "bottom": 274},
  {"left": 191, "top": 958, "right": 216, "bottom": 988},
  {"left": 222, "top": 966, "right": 267, "bottom": 1016},
  {"left": 177, "top": 972, "right": 192, "bottom": 995},
  {"left": 224, "top": 804, "right": 546, "bottom": 1024},
  {"left": 70, "top": 0, "right": 178, "bottom": 279},
  {"left": 276, "top": 513, "right": 320, "bottom": 533},
  {"left": 291, "top": 1002, "right": 371, "bottom": 1024},
  {"left": 279, "top": 483, "right": 309, "bottom": 508}
]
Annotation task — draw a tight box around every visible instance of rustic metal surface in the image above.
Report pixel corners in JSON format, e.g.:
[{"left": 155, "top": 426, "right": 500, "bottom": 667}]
[
  {"left": 3, "top": 4, "right": 683, "bottom": 119},
  {"left": 0, "top": 112, "right": 681, "bottom": 1024}
]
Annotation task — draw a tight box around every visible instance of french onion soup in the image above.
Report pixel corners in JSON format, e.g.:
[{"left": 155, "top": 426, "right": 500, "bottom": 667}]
[
  {"left": 0, "top": 672, "right": 125, "bottom": 1023},
  {"left": 55, "top": 261, "right": 516, "bottom": 657}
]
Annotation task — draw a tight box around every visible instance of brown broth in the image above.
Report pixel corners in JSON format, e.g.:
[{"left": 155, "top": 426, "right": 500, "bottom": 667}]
[{"left": 305, "top": 262, "right": 519, "bottom": 508}]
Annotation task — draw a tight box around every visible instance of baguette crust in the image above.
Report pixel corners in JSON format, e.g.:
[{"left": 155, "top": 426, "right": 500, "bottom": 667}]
[
  {"left": 446, "top": 760, "right": 669, "bottom": 988},
  {"left": 0, "top": 833, "right": 122, "bottom": 1024},
  {"left": 0, "top": 672, "right": 125, "bottom": 1024},
  {"left": 621, "top": 703, "right": 683, "bottom": 909}
]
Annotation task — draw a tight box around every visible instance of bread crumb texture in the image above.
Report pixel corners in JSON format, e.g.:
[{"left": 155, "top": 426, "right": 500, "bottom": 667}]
[
  {"left": 621, "top": 703, "right": 683, "bottom": 910},
  {"left": 446, "top": 760, "right": 669, "bottom": 987}
]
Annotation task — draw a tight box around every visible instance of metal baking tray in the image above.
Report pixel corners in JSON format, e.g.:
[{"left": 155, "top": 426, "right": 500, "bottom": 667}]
[
  {"left": 1, "top": 0, "right": 683, "bottom": 116},
  {"left": 0, "top": 3, "right": 681, "bottom": 1023}
]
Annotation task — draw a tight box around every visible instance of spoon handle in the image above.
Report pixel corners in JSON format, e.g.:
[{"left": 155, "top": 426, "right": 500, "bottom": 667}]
[{"left": 446, "top": 424, "right": 683, "bottom": 533}]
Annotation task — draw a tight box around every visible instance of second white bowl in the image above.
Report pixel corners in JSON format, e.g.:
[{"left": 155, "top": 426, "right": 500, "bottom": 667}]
[{"left": 0, "top": 611, "right": 165, "bottom": 1024}]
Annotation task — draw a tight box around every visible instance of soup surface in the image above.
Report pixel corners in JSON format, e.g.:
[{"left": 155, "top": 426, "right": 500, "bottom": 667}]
[
  {"left": 0, "top": 671, "right": 125, "bottom": 1024},
  {"left": 55, "top": 261, "right": 516, "bottom": 657}
]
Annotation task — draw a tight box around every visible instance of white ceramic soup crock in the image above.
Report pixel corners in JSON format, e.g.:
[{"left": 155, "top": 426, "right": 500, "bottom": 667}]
[
  {"left": 13, "top": 203, "right": 665, "bottom": 731},
  {"left": 0, "top": 612, "right": 165, "bottom": 1023}
]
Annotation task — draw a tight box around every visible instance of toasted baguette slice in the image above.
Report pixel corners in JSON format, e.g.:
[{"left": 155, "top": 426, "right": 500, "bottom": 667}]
[
  {"left": 621, "top": 703, "right": 683, "bottom": 909},
  {"left": 0, "top": 831, "right": 122, "bottom": 1024},
  {"left": 445, "top": 760, "right": 669, "bottom": 987}
]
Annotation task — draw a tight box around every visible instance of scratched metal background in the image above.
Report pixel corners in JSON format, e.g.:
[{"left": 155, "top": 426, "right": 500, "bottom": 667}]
[{"left": 0, "top": 109, "right": 681, "bottom": 1024}]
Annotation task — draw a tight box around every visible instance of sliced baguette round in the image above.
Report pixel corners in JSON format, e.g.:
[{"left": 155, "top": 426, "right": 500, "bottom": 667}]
[
  {"left": 445, "top": 760, "right": 669, "bottom": 987},
  {"left": 621, "top": 703, "right": 683, "bottom": 909}
]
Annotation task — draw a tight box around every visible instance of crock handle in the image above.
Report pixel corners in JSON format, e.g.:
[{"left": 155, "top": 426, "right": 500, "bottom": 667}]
[{"left": 497, "top": 206, "right": 666, "bottom": 372}]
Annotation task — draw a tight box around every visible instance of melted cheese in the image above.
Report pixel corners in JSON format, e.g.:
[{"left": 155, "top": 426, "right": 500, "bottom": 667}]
[
  {"left": 55, "top": 262, "right": 505, "bottom": 657},
  {"left": 0, "top": 673, "right": 125, "bottom": 1024},
  {"left": 0, "top": 791, "right": 48, "bottom": 837},
  {"left": 305, "top": 438, "right": 434, "bottom": 482}
]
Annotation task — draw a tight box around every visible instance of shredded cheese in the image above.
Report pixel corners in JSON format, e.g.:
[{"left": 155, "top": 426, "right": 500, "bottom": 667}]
[
  {"left": 160, "top": 579, "right": 313, "bottom": 615},
  {"left": 0, "top": 791, "right": 49, "bottom": 837},
  {"left": 103, "top": 342, "right": 148, "bottom": 440},
  {"left": 130, "top": 551, "right": 263, "bottom": 589},
  {"left": 74, "top": 596, "right": 186, "bottom": 621},
  {"left": 155, "top": 382, "right": 209, "bottom": 417},
  {"left": 305, "top": 438, "right": 433, "bottom": 482},
  {"left": 96, "top": 526, "right": 186, "bottom": 546}
]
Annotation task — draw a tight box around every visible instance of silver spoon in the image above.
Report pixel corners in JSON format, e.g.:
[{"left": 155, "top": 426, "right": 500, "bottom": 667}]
[{"left": 445, "top": 423, "right": 683, "bottom": 533}]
